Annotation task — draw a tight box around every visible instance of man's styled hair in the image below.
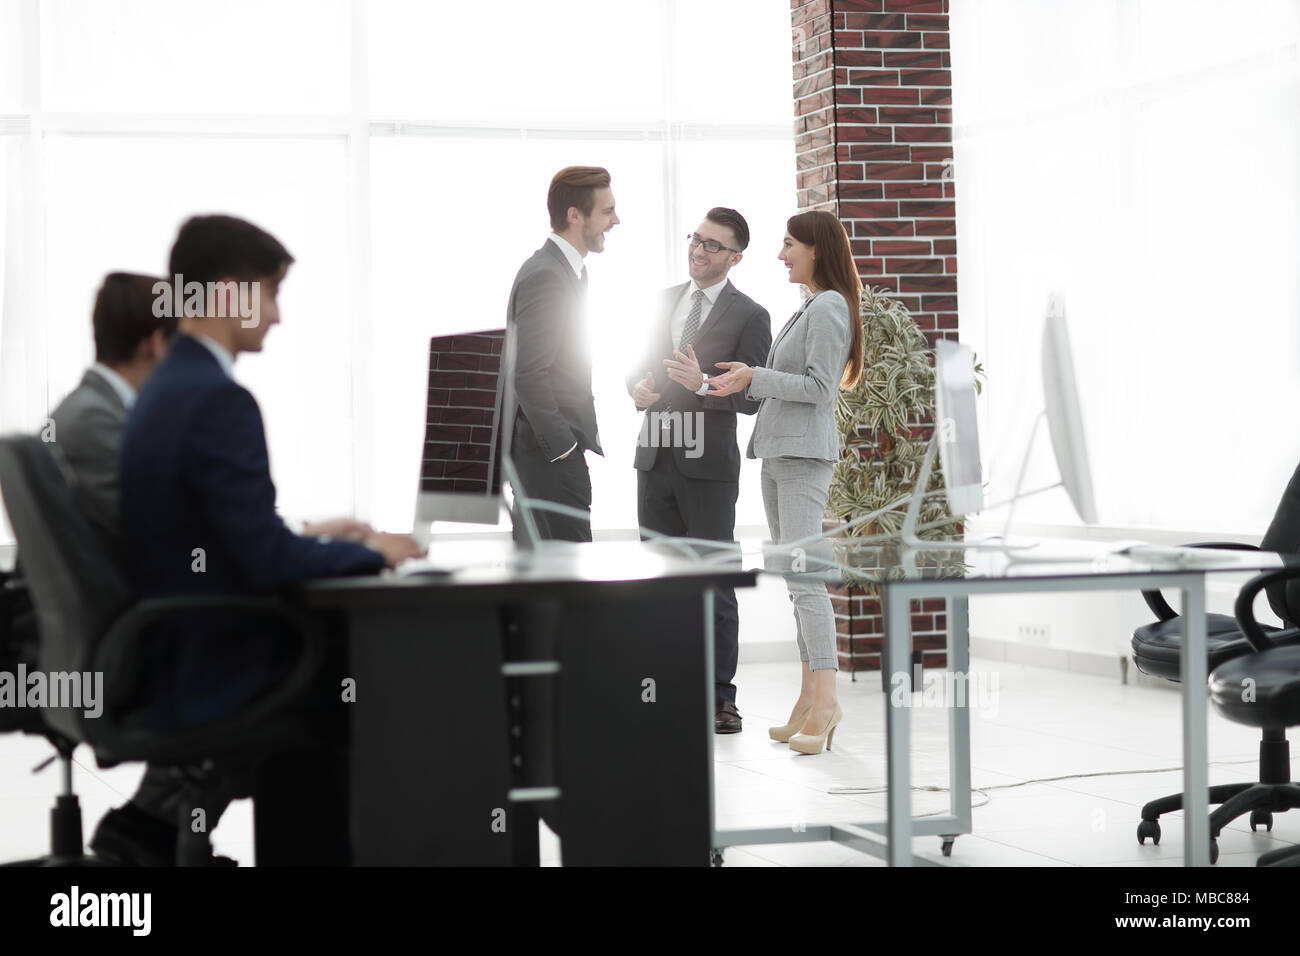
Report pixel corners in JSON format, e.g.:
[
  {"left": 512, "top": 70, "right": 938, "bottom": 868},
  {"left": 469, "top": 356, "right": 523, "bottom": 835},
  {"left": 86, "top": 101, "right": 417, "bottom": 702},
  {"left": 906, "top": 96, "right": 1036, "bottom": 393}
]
[
  {"left": 705, "top": 207, "right": 750, "bottom": 251},
  {"left": 167, "top": 214, "right": 294, "bottom": 286},
  {"left": 547, "top": 166, "right": 612, "bottom": 233},
  {"left": 93, "top": 272, "right": 177, "bottom": 365}
]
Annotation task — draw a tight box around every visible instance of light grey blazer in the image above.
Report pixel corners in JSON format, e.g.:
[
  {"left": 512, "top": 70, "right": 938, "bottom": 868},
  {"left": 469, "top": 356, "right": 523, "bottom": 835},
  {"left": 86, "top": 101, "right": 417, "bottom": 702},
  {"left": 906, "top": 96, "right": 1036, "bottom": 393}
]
[
  {"left": 745, "top": 289, "right": 851, "bottom": 462},
  {"left": 49, "top": 367, "right": 128, "bottom": 537}
]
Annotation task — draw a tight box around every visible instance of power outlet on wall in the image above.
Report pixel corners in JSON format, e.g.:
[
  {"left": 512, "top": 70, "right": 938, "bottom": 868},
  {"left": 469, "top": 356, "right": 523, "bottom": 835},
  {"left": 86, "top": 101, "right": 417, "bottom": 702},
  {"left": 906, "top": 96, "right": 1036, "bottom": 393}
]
[{"left": 1017, "top": 623, "right": 1051, "bottom": 644}]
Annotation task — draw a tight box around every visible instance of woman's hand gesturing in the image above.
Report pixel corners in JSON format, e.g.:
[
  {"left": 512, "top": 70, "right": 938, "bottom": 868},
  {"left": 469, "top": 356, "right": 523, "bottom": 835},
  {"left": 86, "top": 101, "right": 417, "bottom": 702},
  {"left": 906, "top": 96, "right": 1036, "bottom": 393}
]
[{"left": 707, "top": 362, "right": 754, "bottom": 397}]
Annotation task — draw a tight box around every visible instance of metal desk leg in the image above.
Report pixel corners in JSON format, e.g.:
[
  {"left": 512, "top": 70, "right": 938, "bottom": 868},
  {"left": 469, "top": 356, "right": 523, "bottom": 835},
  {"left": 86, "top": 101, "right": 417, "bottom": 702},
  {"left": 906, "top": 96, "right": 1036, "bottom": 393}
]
[
  {"left": 1179, "top": 578, "right": 1209, "bottom": 866},
  {"left": 885, "top": 589, "right": 913, "bottom": 866},
  {"left": 947, "top": 596, "right": 973, "bottom": 846},
  {"left": 705, "top": 590, "right": 719, "bottom": 864}
]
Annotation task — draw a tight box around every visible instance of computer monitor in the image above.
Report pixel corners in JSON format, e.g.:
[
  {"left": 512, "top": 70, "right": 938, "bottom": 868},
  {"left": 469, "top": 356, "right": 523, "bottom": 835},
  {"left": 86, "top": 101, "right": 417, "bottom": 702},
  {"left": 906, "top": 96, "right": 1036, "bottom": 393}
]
[
  {"left": 934, "top": 338, "right": 983, "bottom": 516},
  {"left": 902, "top": 297, "right": 1098, "bottom": 549},
  {"left": 413, "top": 329, "right": 513, "bottom": 542},
  {"left": 1041, "top": 295, "right": 1099, "bottom": 525},
  {"left": 898, "top": 337, "right": 982, "bottom": 544}
]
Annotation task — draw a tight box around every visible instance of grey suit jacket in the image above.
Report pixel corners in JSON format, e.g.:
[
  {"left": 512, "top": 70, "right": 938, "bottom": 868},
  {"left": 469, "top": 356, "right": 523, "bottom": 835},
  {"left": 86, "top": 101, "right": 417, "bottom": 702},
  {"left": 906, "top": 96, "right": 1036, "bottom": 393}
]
[
  {"left": 746, "top": 289, "right": 852, "bottom": 462},
  {"left": 506, "top": 240, "right": 602, "bottom": 461},
  {"left": 50, "top": 367, "right": 128, "bottom": 537}
]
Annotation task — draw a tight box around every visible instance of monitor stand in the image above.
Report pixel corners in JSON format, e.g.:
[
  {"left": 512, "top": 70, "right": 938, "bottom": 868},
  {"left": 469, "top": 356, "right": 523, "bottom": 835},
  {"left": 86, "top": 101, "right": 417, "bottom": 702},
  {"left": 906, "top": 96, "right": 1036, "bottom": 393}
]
[{"left": 897, "top": 436, "right": 1033, "bottom": 553}]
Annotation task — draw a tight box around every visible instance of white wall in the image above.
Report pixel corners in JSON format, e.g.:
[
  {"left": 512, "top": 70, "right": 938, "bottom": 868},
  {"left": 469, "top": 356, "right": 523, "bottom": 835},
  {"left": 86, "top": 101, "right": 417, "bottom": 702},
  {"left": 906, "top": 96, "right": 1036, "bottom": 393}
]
[{"left": 951, "top": 0, "right": 1300, "bottom": 660}]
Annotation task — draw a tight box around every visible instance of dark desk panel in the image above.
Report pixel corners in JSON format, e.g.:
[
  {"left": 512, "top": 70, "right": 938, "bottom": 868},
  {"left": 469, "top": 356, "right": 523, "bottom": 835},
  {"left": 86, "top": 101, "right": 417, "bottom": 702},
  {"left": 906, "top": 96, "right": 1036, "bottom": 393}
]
[{"left": 300, "top": 540, "right": 755, "bottom": 866}]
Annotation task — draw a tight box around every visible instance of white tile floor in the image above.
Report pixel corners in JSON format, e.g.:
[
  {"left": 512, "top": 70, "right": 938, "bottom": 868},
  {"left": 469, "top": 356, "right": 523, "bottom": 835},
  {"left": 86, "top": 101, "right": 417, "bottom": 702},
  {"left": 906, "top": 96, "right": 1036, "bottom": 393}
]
[
  {"left": 0, "top": 655, "right": 1293, "bottom": 867},
  {"left": 708, "top": 658, "right": 1298, "bottom": 866}
]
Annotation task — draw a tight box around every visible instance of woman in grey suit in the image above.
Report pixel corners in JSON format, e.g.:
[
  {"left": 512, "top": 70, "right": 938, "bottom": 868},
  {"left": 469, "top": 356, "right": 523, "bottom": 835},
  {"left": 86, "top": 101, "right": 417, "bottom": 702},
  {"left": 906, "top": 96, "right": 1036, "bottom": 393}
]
[{"left": 708, "top": 210, "right": 863, "bottom": 755}]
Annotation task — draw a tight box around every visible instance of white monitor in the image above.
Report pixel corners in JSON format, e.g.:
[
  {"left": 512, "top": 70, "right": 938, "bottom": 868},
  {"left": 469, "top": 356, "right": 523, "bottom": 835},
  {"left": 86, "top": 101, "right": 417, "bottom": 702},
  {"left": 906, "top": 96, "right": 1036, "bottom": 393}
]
[
  {"left": 1041, "top": 295, "right": 1099, "bottom": 524},
  {"left": 934, "top": 338, "right": 983, "bottom": 516}
]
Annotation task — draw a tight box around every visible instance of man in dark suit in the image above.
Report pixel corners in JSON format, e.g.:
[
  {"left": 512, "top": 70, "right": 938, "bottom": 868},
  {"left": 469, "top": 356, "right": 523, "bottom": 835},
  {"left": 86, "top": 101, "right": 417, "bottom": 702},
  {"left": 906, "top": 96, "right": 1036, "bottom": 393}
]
[
  {"left": 626, "top": 207, "right": 771, "bottom": 733},
  {"left": 502, "top": 168, "right": 617, "bottom": 847},
  {"left": 118, "top": 215, "right": 421, "bottom": 863},
  {"left": 506, "top": 165, "right": 618, "bottom": 542}
]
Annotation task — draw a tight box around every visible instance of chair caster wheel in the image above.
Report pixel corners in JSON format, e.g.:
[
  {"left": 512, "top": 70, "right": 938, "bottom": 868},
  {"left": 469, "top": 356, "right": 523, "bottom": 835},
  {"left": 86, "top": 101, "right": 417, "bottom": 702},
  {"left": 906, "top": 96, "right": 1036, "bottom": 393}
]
[
  {"left": 1250, "top": 810, "right": 1274, "bottom": 832},
  {"left": 940, "top": 838, "right": 955, "bottom": 857},
  {"left": 710, "top": 849, "right": 724, "bottom": 867},
  {"left": 1210, "top": 839, "right": 1220, "bottom": 865},
  {"left": 1137, "top": 819, "right": 1161, "bottom": 845}
]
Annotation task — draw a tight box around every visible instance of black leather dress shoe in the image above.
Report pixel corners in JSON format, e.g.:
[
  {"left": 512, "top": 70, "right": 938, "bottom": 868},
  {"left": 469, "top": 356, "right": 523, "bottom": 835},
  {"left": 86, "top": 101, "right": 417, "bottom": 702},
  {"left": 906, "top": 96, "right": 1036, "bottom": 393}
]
[
  {"left": 91, "top": 804, "right": 236, "bottom": 867},
  {"left": 715, "top": 700, "right": 742, "bottom": 734}
]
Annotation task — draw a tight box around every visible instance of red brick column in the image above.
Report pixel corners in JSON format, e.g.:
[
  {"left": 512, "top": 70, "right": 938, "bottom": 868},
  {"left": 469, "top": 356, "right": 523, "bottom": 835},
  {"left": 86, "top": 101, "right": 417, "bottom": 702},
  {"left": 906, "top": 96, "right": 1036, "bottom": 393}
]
[{"left": 792, "top": 0, "right": 957, "bottom": 674}]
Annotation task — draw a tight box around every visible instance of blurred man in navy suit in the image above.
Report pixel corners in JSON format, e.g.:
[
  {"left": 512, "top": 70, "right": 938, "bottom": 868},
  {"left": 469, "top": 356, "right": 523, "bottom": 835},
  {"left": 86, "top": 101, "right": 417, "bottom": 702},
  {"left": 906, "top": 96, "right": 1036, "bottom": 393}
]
[{"left": 118, "top": 214, "right": 420, "bottom": 863}]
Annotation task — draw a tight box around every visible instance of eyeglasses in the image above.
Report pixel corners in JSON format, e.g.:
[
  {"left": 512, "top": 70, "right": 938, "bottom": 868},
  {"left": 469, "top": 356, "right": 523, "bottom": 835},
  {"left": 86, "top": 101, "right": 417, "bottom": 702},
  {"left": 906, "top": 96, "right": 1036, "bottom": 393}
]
[{"left": 687, "top": 233, "right": 740, "bottom": 255}]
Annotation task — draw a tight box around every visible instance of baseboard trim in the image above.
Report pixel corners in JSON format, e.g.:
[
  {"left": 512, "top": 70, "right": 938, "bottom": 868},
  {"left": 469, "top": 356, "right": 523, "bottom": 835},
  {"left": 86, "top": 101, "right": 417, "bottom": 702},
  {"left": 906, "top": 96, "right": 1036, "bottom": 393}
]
[
  {"left": 970, "top": 635, "right": 1174, "bottom": 690},
  {"left": 742, "top": 635, "right": 1173, "bottom": 689}
]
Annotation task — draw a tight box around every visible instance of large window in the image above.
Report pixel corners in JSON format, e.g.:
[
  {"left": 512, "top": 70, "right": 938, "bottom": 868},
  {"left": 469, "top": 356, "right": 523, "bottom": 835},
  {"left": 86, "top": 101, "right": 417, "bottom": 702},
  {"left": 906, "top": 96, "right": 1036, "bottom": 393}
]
[
  {"left": 0, "top": 0, "right": 801, "bottom": 545},
  {"left": 952, "top": 0, "right": 1300, "bottom": 536}
]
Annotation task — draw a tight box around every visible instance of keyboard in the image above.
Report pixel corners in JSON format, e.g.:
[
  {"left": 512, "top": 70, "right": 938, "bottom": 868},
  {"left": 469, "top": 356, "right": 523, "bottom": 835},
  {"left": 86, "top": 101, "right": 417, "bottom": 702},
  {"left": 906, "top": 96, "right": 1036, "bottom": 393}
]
[
  {"left": 1114, "top": 544, "right": 1236, "bottom": 568},
  {"left": 392, "top": 557, "right": 459, "bottom": 577}
]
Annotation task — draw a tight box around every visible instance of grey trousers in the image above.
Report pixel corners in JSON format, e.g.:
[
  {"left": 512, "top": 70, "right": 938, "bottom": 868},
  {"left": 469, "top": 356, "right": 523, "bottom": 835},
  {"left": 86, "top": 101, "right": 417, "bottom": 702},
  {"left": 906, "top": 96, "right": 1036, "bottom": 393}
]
[{"left": 760, "top": 456, "right": 838, "bottom": 671}]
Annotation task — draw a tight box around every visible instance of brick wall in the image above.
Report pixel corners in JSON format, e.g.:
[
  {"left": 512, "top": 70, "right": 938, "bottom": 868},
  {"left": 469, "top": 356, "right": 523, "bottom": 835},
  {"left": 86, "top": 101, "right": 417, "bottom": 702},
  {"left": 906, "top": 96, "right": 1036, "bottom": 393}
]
[{"left": 792, "top": 0, "right": 957, "bottom": 673}]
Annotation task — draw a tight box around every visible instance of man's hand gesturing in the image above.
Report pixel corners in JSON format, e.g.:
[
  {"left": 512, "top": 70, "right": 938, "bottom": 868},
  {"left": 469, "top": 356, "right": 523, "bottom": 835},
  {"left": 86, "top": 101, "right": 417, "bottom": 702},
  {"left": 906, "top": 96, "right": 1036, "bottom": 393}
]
[{"left": 633, "top": 371, "right": 661, "bottom": 410}]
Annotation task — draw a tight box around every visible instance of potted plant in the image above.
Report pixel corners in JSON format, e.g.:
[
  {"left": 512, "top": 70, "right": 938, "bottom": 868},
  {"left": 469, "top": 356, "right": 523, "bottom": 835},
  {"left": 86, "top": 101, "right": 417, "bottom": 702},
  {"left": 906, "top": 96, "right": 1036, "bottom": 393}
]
[{"left": 826, "top": 285, "right": 981, "bottom": 676}]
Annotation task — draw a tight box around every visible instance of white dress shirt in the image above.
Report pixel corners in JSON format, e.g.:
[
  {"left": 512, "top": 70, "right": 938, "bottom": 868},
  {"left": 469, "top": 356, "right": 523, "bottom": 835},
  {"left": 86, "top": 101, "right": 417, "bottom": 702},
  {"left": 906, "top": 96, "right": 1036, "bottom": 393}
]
[
  {"left": 89, "top": 362, "right": 137, "bottom": 409},
  {"left": 670, "top": 278, "right": 727, "bottom": 396},
  {"left": 547, "top": 233, "right": 586, "bottom": 278},
  {"left": 544, "top": 234, "right": 586, "bottom": 461}
]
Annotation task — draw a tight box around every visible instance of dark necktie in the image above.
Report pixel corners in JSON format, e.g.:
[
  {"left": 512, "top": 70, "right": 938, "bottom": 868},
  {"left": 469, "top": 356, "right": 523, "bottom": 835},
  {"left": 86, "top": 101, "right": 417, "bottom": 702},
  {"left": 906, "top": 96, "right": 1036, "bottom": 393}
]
[
  {"left": 662, "top": 289, "right": 707, "bottom": 431},
  {"left": 678, "top": 289, "right": 706, "bottom": 350}
]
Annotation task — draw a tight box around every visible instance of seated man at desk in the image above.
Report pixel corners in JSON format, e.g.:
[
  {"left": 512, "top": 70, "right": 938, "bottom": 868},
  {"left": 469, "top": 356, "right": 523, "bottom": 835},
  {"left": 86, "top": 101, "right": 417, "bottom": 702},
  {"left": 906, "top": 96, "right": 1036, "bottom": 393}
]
[
  {"left": 49, "top": 272, "right": 176, "bottom": 541},
  {"left": 120, "top": 214, "right": 421, "bottom": 863},
  {"left": 45, "top": 272, "right": 180, "bottom": 864}
]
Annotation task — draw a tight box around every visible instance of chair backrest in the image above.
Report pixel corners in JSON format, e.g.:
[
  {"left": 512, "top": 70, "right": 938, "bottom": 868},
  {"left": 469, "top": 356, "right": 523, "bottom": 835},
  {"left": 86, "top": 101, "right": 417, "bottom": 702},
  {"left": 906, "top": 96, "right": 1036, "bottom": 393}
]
[
  {"left": 0, "top": 436, "right": 132, "bottom": 741},
  {"left": 1261, "top": 460, "right": 1300, "bottom": 625}
]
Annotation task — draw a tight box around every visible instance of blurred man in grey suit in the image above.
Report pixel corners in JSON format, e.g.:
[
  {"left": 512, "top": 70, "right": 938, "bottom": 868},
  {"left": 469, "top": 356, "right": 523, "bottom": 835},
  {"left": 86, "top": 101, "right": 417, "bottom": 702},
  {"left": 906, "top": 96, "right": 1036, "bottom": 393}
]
[
  {"left": 50, "top": 273, "right": 177, "bottom": 539},
  {"left": 47, "top": 273, "right": 185, "bottom": 863}
]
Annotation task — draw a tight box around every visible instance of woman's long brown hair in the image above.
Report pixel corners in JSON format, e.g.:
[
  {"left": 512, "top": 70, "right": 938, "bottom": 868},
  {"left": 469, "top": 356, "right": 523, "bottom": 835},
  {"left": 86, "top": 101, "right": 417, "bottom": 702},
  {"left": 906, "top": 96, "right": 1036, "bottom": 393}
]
[{"left": 786, "top": 210, "right": 864, "bottom": 389}]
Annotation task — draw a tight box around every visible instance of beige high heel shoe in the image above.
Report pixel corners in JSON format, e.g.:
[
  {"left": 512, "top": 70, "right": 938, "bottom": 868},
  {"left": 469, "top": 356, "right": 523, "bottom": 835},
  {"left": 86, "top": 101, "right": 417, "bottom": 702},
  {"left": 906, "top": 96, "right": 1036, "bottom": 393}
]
[
  {"left": 789, "top": 704, "right": 843, "bottom": 755},
  {"left": 768, "top": 704, "right": 813, "bottom": 742}
]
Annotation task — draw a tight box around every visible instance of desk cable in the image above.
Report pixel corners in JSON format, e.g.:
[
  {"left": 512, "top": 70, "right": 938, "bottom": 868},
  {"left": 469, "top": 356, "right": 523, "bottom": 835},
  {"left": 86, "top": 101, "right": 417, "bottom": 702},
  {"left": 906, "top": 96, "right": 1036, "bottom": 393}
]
[{"left": 828, "top": 759, "right": 1262, "bottom": 818}]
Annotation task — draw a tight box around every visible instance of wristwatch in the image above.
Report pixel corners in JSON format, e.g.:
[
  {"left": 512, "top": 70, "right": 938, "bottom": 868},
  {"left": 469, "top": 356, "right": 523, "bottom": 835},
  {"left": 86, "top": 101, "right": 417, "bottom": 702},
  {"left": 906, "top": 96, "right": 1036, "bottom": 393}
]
[{"left": 695, "top": 373, "right": 710, "bottom": 397}]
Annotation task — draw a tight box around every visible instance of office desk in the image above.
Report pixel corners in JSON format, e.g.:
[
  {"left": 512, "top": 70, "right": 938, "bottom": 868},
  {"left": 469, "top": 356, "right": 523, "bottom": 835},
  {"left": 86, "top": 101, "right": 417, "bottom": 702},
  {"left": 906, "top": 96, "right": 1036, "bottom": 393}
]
[
  {"left": 300, "top": 540, "right": 755, "bottom": 866},
  {"left": 710, "top": 543, "right": 1287, "bottom": 867}
]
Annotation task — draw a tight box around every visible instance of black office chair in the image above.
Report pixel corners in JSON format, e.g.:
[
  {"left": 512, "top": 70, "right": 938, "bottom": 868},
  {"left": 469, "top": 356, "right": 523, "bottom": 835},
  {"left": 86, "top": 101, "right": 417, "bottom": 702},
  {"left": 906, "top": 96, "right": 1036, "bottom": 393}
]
[
  {"left": 1131, "top": 463, "right": 1300, "bottom": 859},
  {"left": 1208, "top": 565, "right": 1300, "bottom": 865},
  {"left": 0, "top": 435, "right": 329, "bottom": 866},
  {"left": 0, "top": 567, "right": 111, "bottom": 866}
]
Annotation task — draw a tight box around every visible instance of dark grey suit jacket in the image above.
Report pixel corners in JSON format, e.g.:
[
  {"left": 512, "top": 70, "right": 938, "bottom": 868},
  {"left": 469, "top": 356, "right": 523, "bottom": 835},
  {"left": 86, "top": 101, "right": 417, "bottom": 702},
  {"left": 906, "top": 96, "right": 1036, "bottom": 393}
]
[
  {"left": 506, "top": 240, "right": 602, "bottom": 461},
  {"left": 625, "top": 279, "right": 771, "bottom": 481},
  {"left": 50, "top": 367, "right": 128, "bottom": 538}
]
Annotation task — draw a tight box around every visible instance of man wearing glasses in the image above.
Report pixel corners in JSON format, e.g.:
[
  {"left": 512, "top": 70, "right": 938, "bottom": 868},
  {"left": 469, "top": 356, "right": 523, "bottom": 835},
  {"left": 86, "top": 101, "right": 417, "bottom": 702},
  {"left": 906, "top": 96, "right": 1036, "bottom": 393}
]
[{"left": 626, "top": 207, "right": 771, "bottom": 733}]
